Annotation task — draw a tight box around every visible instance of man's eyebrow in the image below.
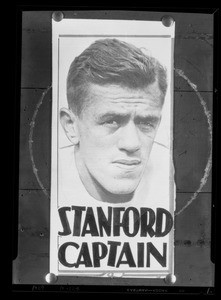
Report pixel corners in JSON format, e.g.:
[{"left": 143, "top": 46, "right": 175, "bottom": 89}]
[
  {"left": 96, "top": 113, "right": 161, "bottom": 123},
  {"left": 96, "top": 112, "right": 128, "bottom": 120},
  {"left": 135, "top": 115, "right": 161, "bottom": 123}
]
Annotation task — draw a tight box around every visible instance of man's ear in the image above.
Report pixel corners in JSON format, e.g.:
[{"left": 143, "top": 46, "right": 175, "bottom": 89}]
[{"left": 60, "top": 108, "right": 80, "bottom": 145}]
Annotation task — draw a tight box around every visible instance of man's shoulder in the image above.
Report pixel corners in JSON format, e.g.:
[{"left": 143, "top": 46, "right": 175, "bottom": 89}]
[
  {"left": 59, "top": 144, "right": 75, "bottom": 165},
  {"left": 152, "top": 141, "right": 170, "bottom": 156},
  {"left": 60, "top": 144, "right": 75, "bottom": 154},
  {"left": 149, "top": 141, "right": 170, "bottom": 170}
]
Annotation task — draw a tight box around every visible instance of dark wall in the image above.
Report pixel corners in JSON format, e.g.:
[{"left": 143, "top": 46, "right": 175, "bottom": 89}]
[{"left": 14, "top": 10, "right": 214, "bottom": 287}]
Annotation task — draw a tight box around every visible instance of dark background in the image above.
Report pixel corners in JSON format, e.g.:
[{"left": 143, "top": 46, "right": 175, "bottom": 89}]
[{"left": 12, "top": 8, "right": 217, "bottom": 291}]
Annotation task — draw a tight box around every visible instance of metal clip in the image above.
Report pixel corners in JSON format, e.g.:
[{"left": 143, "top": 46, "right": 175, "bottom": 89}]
[
  {"left": 161, "top": 15, "right": 175, "bottom": 27},
  {"left": 52, "top": 11, "right": 64, "bottom": 22}
]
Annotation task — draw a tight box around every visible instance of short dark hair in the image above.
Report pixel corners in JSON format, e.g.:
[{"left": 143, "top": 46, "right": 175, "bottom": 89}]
[{"left": 66, "top": 38, "right": 167, "bottom": 115}]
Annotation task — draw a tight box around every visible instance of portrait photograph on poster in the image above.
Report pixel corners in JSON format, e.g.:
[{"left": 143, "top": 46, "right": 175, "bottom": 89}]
[
  {"left": 13, "top": 9, "right": 216, "bottom": 295},
  {"left": 50, "top": 19, "right": 175, "bottom": 278}
]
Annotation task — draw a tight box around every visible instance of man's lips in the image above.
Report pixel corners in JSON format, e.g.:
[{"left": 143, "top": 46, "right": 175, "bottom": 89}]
[{"left": 113, "top": 159, "right": 141, "bottom": 166}]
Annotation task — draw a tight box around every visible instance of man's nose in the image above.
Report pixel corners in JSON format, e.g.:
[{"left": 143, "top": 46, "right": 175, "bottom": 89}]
[{"left": 117, "top": 122, "right": 141, "bottom": 153}]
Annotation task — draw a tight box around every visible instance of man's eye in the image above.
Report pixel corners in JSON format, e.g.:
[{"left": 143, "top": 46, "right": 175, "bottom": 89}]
[
  {"left": 138, "top": 121, "right": 154, "bottom": 128},
  {"left": 137, "top": 121, "right": 156, "bottom": 132},
  {"left": 103, "top": 120, "right": 119, "bottom": 127}
]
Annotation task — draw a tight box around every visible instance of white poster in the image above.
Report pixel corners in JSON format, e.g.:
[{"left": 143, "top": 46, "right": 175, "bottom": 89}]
[{"left": 50, "top": 18, "right": 175, "bottom": 278}]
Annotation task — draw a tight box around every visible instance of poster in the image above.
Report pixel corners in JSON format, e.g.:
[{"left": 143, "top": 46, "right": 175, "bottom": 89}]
[{"left": 50, "top": 18, "right": 175, "bottom": 278}]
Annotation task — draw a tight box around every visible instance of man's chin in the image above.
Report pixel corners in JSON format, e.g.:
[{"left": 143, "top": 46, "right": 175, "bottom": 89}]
[
  {"left": 103, "top": 182, "right": 139, "bottom": 196},
  {"left": 90, "top": 175, "right": 141, "bottom": 202}
]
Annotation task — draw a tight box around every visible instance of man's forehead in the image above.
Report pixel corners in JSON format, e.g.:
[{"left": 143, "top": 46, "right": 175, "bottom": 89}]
[{"left": 86, "top": 82, "right": 163, "bottom": 108}]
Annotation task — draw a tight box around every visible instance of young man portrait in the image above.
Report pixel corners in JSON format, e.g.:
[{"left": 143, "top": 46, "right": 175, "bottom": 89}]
[{"left": 59, "top": 38, "right": 170, "bottom": 207}]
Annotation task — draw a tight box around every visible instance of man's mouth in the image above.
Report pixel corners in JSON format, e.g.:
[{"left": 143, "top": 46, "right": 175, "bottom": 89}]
[
  {"left": 113, "top": 159, "right": 141, "bottom": 165},
  {"left": 113, "top": 159, "right": 141, "bottom": 170}
]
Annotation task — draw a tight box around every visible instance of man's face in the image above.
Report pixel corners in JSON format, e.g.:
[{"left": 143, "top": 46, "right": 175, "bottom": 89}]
[{"left": 75, "top": 82, "right": 163, "bottom": 196}]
